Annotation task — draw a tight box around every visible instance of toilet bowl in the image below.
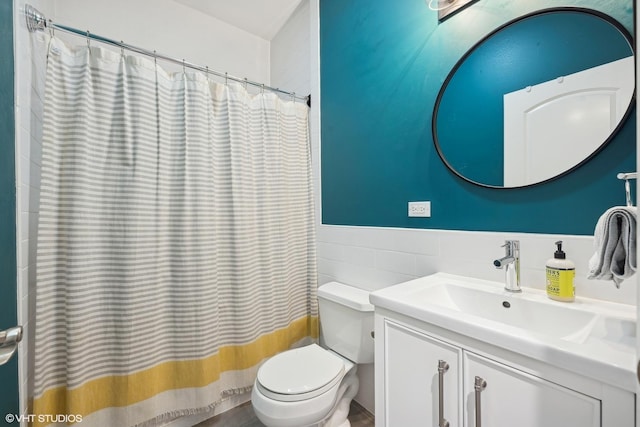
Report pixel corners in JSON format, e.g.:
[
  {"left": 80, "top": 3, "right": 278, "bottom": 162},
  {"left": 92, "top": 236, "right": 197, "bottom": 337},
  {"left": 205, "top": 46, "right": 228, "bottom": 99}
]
[
  {"left": 251, "top": 344, "right": 358, "bottom": 427},
  {"left": 251, "top": 282, "right": 374, "bottom": 427}
]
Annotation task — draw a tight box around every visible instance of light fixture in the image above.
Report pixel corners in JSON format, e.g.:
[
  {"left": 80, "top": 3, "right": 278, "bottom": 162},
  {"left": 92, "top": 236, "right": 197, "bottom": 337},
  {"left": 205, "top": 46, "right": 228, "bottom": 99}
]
[
  {"left": 428, "top": 0, "right": 457, "bottom": 11},
  {"left": 428, "top": 0, "right": 480, "bottom": 21}
]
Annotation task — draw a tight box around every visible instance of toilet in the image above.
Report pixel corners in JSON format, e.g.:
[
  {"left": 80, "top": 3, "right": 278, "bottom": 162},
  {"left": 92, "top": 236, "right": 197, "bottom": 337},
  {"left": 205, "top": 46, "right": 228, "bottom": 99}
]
[{"left": 251, "top": 281, "right": 374, "bottom": 427}]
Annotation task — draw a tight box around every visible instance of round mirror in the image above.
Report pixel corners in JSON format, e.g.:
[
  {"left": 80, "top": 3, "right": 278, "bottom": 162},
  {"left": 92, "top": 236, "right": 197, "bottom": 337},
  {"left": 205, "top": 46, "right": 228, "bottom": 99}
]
[{"left": 433, "top": 7, "right": 634, "bottom": 189}]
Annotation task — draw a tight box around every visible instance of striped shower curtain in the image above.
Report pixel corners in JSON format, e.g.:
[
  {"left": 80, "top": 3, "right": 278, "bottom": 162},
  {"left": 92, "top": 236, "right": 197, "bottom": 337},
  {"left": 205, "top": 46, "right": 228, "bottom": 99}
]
[{"left": 33, "top": 37, "right": 317, "bottom": 427}]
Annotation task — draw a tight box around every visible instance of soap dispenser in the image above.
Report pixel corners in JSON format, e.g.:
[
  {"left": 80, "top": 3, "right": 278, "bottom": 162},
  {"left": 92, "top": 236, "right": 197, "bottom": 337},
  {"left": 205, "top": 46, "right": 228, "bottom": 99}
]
[{"left": 546, "top": 241, "right": 575, "bottom": 302}]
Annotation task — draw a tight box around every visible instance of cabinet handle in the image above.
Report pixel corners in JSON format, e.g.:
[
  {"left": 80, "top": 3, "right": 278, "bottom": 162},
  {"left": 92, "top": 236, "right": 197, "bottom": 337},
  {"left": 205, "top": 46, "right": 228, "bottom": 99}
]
[
  {"left": 474, "top": 376, "right": 487, "bottom": 427},
  {"left": 437, "top": 360, "right": 450, "bottom": 427}
]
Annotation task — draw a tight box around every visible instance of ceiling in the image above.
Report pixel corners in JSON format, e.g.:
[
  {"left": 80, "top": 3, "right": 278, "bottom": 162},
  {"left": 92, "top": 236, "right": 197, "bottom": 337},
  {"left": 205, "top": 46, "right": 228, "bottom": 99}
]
[{"left": 173, "top": 0, "right": 303, "bottom": 40}]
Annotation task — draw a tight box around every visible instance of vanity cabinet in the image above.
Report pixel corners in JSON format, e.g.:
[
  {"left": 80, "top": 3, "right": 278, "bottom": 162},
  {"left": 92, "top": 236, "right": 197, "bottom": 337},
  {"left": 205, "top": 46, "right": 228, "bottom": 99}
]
[{"left": 377, "top": 313, "right": 633, "bottom": 427}]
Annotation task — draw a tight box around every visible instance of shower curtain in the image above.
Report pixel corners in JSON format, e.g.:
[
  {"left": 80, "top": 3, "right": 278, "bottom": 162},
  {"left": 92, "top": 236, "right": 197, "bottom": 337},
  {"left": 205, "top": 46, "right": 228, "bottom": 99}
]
[{"left": 32, "top": 37, "right": 317, "bottom": 427}]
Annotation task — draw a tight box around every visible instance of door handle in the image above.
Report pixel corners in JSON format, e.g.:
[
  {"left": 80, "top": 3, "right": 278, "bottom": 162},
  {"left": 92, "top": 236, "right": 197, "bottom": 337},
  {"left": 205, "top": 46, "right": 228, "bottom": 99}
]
[{"left": 0, "top": 326, "right": 23, "bottom": 366}]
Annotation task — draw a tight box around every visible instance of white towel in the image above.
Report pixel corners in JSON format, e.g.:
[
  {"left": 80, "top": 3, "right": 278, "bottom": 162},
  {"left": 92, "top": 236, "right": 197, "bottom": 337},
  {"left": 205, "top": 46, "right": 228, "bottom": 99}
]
[{"left": 588, "top": 206, "right": 637, "bottom": 288}]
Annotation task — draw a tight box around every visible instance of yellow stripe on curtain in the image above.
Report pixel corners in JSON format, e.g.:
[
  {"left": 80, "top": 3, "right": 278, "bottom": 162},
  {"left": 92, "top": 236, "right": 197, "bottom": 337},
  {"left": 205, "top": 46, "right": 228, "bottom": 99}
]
[{"left": 32, "top": 315, "right": 318, "bottom": 427}]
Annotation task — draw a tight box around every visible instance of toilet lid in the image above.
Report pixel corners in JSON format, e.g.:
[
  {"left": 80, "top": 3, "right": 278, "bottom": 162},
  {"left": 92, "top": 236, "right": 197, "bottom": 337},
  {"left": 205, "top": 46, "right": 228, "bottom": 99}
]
[{"left": 257, "top": 344, "right": 345, "bottom": 396}]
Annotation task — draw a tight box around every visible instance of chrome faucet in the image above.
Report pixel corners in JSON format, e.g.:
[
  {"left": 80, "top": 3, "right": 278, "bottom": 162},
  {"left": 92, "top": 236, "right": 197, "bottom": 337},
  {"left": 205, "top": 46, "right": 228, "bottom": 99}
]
[{"left": 493, "top": 240, "right": 521, "bottom": 292}]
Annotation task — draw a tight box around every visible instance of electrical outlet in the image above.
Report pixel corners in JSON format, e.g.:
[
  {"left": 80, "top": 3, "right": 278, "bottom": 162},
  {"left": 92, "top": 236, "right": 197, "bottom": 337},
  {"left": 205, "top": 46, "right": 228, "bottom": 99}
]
[{"left": 408, "top": 201, "right": 431, "bottom": 217}]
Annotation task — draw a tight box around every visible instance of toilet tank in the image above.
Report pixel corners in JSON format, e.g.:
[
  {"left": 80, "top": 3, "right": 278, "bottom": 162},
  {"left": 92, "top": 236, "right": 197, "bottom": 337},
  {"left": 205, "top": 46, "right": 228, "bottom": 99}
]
[{"left": 317, "top": 282, "right": 374, "bottom": 364}]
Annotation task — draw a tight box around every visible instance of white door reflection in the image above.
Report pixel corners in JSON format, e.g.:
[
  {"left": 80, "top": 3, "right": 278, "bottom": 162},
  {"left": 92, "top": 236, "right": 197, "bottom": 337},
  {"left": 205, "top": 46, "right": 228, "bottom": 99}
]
[{"left": 503, "top": 56, "right": 634, "bottom": 187}]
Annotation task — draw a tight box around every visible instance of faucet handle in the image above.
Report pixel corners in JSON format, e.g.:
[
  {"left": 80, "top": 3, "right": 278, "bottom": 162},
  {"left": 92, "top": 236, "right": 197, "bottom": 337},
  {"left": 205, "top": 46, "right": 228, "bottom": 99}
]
[
  {"left": 501, "top": 239, "right": 519, "bottom": 250},
  {"left": 499, "top": 240, "right": 520, "bottom": 258}
]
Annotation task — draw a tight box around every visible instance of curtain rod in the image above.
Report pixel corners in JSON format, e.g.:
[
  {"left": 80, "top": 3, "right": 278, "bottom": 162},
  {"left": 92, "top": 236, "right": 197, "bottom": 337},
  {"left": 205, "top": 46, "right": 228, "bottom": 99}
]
[{"left": 24, "top": 4, "right": 311, "bottom": 107}]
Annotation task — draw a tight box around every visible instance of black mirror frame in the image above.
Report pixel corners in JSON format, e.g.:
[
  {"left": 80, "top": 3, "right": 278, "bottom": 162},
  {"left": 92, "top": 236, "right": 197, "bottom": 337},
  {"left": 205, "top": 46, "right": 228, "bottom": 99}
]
[{"left": 432, "top": 6, "right": 636, "bottom": 189}]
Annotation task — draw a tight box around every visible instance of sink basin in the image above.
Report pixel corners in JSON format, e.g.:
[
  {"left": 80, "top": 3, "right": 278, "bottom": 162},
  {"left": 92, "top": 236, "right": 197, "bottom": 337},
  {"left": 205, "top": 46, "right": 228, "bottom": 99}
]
[
  {"left": 369, "top": 272, "right": 637, "bottom": 392},
  {"left": 587, "top": 315, "right": 636, "bottom": 351},
  {"left": 416, "top": 282, "right": 597, "bottom": 341}
]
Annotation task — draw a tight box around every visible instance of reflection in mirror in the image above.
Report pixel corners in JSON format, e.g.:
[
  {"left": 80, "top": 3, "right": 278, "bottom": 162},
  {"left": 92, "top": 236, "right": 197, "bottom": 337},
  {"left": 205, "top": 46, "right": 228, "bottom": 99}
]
[{"left": 433, "top": 8, "right": 634, "bottom": 189}]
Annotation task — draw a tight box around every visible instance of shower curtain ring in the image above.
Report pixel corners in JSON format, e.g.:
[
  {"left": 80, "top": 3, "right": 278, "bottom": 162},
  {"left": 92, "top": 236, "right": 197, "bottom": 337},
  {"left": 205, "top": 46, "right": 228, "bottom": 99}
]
[
  {"left": 225, "top": 72, "right": 228, "bottom": 86},
  {"left": 182, "top": 59, "right": 186, "bottom": 73},
  {"left": 48, "top": 20, "right": 54, "bottom": 37},
  {"left": 261, "top": 84, "right": 265, "bottom": 94},
  {"left": 153, "top": 50, "right": 157, "bottom": 66},
  {"left": 120, "top": 41, "right": 124, "bottom": 58},
  {"left": 243, "top": 78, "right": 248, "bottom": 90},
  {"left": 86, "top": 30, "right": 90, "bottom": 49},
  {"left": 291, "top": 92, "right": 295, "bottom": 102}
]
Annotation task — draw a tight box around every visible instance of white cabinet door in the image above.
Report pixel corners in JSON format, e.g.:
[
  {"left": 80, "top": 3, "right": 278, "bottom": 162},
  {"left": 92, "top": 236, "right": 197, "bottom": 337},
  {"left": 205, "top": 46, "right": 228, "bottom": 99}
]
[
  {"left": 464, "top": 351, "right": 600, "bottom": 427},
  {"left": 384, "top": 320, "right": 462, "bottom": 427}
]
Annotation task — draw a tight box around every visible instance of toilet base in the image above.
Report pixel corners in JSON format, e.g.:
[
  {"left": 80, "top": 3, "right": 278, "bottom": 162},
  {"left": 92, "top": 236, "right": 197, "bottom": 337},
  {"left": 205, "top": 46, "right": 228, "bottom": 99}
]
[
  {"left": 252, "top": 367, "right": 359, "bottom": 427},
  {"left": 319, "top": 371, "right": 358, "bottom": 427},
  {"left": 323, "top": 420, "right": 350, "bottom": 427}
]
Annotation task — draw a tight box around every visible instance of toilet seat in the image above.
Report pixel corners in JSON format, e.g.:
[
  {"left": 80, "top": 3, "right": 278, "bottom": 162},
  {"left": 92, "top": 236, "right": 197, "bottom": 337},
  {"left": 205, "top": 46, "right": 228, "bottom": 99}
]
[{"left": 256, "top": 344, "right": 346, "bottom": 402}]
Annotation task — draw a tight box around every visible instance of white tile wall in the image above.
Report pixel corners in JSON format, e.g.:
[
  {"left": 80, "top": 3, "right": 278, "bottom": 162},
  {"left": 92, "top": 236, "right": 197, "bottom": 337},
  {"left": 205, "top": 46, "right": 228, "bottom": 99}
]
[
  {"left": 316, "top": 225, "right": 637, "bottom": 305},
  {"left": 13, "top": 0, "right": 52, "bottom": 422}
]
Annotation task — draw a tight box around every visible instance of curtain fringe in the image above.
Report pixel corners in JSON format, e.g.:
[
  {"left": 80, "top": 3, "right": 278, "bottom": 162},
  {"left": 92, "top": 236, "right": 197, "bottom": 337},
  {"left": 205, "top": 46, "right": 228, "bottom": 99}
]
[
  {"left": 133, "top": 386, "right": 254, "bottom": 427},
  {"left": 221, "top": 385, "right": 254, "bottom": 397}
]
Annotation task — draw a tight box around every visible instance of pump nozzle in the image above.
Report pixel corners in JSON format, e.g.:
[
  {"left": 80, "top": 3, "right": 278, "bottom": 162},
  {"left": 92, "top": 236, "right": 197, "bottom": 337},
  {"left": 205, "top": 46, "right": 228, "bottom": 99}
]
[{"left": 554, "top": 240, "right": 566, "bottom": 259}]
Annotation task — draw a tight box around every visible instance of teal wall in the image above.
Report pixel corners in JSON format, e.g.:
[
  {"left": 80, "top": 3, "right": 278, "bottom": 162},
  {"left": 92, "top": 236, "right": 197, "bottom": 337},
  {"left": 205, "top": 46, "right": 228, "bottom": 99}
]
[
  {"left": 0, "top": 0, "right": 19, "bottom": 417},
  {"left": 320, "top": 0, "right": 636, "bottom": 235}
]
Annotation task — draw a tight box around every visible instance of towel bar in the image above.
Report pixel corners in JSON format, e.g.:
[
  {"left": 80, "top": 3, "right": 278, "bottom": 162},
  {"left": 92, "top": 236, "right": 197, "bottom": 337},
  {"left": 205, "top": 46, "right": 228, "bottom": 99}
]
[
  {"left": 617, "top": 172, "right": 637, "bottom": 207},
  {"left": 0, "top": 326, "right": 22, "bottom": 366}
]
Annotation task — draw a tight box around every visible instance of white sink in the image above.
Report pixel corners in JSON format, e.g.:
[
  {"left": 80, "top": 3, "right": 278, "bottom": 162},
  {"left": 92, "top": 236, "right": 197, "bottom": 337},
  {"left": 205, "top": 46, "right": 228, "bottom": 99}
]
[
  {"left": 587, "top": 315, "right": 636, "bottom": 351},
  {"left": 370, "top": 272, "right": 637, "bottom": 392},
  {"left": 415, "top": 282, "right": 597, "bottom": 341}
]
